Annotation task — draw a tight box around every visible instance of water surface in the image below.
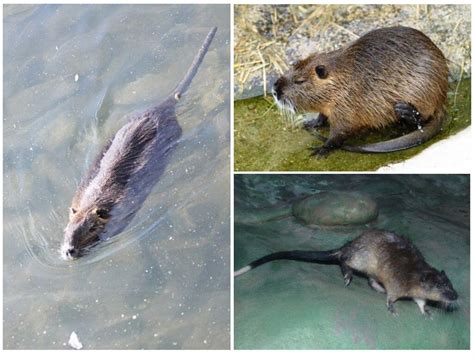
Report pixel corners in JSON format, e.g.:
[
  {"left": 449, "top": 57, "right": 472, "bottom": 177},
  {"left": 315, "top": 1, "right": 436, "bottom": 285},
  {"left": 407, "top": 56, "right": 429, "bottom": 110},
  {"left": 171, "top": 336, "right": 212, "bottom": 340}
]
[{"left": 4, "top": 4, "right": 230, "bottom": 349}]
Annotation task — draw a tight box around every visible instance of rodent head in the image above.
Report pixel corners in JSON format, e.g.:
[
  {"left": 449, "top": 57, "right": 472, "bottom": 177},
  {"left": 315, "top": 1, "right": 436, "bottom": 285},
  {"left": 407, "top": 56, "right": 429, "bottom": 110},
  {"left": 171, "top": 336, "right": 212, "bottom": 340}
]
[
  {"left": 61, "top": 206, "right": 110, "bottom": 259},
  {"left": 420, "top": 268, "right": 458, "bottom": 303},
  {"left": 272, "top": 54, "right": 336, "bottom": 115}
]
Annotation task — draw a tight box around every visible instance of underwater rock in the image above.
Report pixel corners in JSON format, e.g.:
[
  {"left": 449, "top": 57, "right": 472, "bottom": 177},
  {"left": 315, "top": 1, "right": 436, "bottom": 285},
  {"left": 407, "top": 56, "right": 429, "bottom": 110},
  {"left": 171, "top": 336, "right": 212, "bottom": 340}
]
[
  {"left": 235, "top": 191, "right": 379, "bottom": 227},
  {"left": 292, "top": 191, "right": 379, "bottom": 227}
]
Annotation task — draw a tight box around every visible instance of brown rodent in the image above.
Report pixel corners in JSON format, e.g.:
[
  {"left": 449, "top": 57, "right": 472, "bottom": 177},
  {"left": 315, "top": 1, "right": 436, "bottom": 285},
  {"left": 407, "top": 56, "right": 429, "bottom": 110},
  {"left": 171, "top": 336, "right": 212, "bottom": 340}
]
[
  {"left": 272, "top": 26, "right": 449, "bottom": 157},
  {"left": 61, "top": 27, "right": 217, "bottom": 259},
  {"left": 234, "top": 229, "right": 458, "bottom": 316}
]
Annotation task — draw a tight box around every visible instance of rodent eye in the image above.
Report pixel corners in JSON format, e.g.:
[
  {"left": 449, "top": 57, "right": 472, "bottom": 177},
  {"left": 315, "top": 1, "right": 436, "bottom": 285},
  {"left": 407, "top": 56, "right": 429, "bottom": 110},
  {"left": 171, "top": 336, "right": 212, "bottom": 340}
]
[
  {"left": 94, "top": 208, "right": 109, "bottom": 219},
  {"left": 70, "top": 207, "right": 77, "bottom": 215},
  {"left": 294, "top": 79, "right": 306, "bottom": 85},
  {"left": 315, "top": 65, "right": 328, "bottom": 79}
]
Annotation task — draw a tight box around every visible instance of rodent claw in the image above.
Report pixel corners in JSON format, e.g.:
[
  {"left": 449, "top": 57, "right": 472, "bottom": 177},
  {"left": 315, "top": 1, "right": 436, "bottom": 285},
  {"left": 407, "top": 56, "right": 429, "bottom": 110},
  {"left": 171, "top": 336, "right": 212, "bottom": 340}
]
[
  {"left": 424, "top": 309, "right": 433, "bottom": 319},
  {"left": 310, "top": 147, "right": 331, "bottom": 158}
]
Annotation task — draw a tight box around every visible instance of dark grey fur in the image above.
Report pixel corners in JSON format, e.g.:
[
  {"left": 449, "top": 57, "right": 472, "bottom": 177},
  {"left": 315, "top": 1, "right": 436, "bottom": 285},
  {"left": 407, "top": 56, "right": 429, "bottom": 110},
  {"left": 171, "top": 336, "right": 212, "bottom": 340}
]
[{"left": 235, "top": 229, "right": 458, "bottom": 315}]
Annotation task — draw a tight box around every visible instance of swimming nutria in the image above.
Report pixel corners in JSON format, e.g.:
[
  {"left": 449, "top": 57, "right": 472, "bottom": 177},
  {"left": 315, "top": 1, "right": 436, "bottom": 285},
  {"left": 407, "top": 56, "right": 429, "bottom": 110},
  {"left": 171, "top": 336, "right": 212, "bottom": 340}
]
[
  {"left": 235, "top": 229, "right": 458, "bottom": 316},
  {"left": 61, "top": 27, "right": 218, "bottom": 259},
  {"left": 272, "top": 26, "right": 449, "bottom": 157}
]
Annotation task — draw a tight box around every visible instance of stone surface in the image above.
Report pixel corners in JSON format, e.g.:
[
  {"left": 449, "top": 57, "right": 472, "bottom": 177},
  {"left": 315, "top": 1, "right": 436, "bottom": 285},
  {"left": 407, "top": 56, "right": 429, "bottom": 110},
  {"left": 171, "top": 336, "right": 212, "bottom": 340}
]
[{"left": 292, "top": 191, "right": 379, "bottom": 226}]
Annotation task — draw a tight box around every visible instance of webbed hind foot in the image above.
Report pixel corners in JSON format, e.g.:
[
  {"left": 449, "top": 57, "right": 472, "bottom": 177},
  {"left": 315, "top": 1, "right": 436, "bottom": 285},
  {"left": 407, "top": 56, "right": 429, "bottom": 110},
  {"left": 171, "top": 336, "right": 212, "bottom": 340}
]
[{"left": 394, "top": 102, "right": 424, "bottom": 129}]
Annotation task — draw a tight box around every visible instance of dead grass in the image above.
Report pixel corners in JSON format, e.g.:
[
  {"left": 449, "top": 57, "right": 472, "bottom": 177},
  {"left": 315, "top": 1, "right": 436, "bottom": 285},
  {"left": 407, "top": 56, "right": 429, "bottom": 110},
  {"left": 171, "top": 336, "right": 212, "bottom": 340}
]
[{"left": 234, "top": 5, "right": 469, "bottom": 95}]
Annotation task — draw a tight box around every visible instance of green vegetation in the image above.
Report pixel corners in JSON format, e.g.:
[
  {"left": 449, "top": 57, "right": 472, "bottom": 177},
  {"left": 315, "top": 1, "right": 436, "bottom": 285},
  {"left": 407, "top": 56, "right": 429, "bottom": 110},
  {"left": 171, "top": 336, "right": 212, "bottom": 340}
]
[{"left": 234, "top": 78, "right": 471, "bottom": 171}]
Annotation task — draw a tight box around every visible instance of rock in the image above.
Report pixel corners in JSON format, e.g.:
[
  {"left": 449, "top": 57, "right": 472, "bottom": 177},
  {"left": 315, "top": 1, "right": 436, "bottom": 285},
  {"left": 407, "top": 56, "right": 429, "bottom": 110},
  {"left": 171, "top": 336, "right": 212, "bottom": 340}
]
[
  {"left": 235, "top": 204, "right": 291, "bottom": 224},
  {"left": 292, "top": 191, "right": 378, "bottom": 226},
  {"left": 235, "top": 191, "right": 379, "bottom": 227}
]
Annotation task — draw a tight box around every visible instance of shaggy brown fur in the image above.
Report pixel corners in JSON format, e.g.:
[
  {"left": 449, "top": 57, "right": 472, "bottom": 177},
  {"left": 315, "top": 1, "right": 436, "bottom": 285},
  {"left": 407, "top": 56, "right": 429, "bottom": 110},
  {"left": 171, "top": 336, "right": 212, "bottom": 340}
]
[
  {"left": 62, "top": 27, "right": 217, "bottom": 259},
  {"left": 273, "top": 26, "right": 448, "bottom": 156}
]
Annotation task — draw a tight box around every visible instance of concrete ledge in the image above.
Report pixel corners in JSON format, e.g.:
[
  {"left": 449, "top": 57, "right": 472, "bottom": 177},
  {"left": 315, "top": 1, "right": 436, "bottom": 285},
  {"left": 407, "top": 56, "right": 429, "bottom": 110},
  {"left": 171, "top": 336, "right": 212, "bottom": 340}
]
[{"left": 377, "top": 126, "right": 472, "bottom": 173}]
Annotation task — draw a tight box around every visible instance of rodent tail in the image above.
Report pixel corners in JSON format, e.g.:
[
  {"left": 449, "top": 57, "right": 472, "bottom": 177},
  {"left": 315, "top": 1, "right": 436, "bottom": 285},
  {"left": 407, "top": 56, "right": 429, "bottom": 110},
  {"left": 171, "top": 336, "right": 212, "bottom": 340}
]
[
  {"left": 342, "top": 109, "right": 445, "bottom": 153},
  {"left": 234, "top": 249, "right": 340, "bottom": 278},
  {"left": 172, "top": 26, "right": 217, "bottom": 100}
]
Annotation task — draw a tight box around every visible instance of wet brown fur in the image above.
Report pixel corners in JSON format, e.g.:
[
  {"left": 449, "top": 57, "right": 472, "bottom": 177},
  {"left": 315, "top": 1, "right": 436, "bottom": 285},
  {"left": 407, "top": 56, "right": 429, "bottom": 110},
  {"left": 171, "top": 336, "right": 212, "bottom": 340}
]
[
  {"left": 274, "top": 27, "right": 448, "bottom": 154},
  {"left": 62, "top": 27, "right": 217, "bottom": 258},
  {"left": 64, "top": 103, "right": 181, "bottom": 256}
]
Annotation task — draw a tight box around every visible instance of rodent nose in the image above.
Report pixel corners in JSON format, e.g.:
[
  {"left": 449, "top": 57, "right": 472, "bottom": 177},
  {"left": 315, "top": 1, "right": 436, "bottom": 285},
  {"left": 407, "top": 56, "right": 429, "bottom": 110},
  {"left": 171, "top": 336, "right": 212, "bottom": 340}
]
[
  {"left": 445, "top": 289, "right": 458, "bottom": 301},
  {"left": 66, "top": 248, "right": 77, "bottom": 258}
]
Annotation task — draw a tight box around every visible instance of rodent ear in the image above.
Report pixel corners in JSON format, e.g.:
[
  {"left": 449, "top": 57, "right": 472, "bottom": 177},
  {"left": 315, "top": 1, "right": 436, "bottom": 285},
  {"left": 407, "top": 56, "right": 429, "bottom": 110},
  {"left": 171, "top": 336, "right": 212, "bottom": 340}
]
[
  {"left": 315, "top": 65, "right": 328, "bottom": 79},
  {"left": 69, "top": 207, "right": 77, "bottom": 218},
  {"left": 441, "top": 270, "right": 446, "bottom": 276}
]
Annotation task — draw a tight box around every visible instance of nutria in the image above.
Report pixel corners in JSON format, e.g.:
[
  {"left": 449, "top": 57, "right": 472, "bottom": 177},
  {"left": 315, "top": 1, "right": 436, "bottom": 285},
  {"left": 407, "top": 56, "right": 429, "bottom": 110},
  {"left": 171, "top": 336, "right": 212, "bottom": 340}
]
[
  {"left": 61, "top": 27, "right": 217, "bottom": 259},
  {"left": 272, "top": 26, "right": 449, "bottom": 157},
  {"left": 235, "top": 229, "right": 458, "bottom": 316}
]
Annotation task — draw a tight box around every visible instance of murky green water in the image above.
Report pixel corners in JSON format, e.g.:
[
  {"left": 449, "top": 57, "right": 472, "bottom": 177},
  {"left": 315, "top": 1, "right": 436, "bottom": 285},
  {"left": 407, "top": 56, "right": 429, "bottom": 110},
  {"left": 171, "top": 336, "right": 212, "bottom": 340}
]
[
  {"left": 4, "top": 4, "right": 230, "bottom": 349},
  {"left": 234, "top": 174, "right": 469, "bottom": 349}
]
